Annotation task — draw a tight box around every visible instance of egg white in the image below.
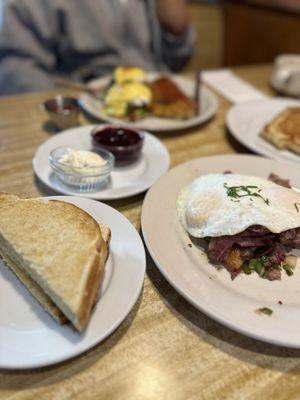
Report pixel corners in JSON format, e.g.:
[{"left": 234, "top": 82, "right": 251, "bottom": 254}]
[{"left": 177, "top": 173, "right": 300, "bottom": 237}]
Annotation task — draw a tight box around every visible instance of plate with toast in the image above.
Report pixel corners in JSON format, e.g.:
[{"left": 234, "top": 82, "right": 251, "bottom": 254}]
[
  {"left": 33, "top": 125, "right": 170, "bottom": 200},
  {"left": 0, "top": 194, "right": 145, "bottom": 369},
  {"left": 79, "top": 70, "right": 218, "bottom": 132},
  {"left": 227, "top": 98, "right": 300, "bottom": 165}
]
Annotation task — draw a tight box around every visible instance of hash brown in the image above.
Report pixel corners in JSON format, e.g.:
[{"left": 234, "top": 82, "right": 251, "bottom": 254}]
[{"left": 150, "top": 77, "right": 197, "bottom": 120}]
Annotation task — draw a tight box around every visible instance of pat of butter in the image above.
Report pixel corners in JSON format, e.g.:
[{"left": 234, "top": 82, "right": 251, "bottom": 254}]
[{"left": 59, "top": 149, "right": 107, "bottom": 174}]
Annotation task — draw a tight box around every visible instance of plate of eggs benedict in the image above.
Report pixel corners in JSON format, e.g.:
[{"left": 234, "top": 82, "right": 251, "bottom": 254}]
[{"left": 80, "top": 67, "right": 218, "bottom": 132}]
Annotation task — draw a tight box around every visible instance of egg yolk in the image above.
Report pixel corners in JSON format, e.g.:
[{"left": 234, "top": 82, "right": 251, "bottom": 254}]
[
  {"left": 103, "top": 82, "right": 152, "bottom": 118},
  {"left": 114, "top": 67, "right": 146, "bottom": 85}
]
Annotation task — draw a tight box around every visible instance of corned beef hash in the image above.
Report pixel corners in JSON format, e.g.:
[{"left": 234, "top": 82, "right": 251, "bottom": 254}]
[{"left": 177, "top": 173, "right": 300, "bottom": 280}]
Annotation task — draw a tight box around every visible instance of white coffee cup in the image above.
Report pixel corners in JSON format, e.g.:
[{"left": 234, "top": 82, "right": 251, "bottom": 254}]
[{"left": 271, "top": 54, "right": 300, "bottom": 97}]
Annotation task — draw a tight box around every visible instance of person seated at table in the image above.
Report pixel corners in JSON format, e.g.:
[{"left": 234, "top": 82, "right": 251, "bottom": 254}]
[{"left": 0, "top": 0, "right": 195, "bottom": 95}]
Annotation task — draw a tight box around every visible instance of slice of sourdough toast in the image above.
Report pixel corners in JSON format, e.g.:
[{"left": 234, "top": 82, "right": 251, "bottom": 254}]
[{"left": 0, "top": 193, "right": 111, "bottom": 331}]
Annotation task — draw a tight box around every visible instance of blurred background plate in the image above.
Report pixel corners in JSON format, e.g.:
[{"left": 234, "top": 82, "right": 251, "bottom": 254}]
[{"left": 227, "top": 98, "right": 300, "bottom": 165}]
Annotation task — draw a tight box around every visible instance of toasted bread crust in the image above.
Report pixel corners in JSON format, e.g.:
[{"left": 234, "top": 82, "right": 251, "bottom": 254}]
[{"left": 76, "top": 225, "right": 111, "bottom": 331}]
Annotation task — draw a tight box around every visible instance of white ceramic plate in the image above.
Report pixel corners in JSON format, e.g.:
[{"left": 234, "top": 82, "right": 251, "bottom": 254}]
[
  {"left": 227, "top": 98, "right": 300, "bottom": 165},
  {"left": 33, "top": 125, "right": 170, "bottom": 200},
  {"left": 141, "top": 154, "right": 300, "bottom": 347},
  {"left": 0, "top": 196, "right": 145, "bottom": 369},
  {"left": 80, "top": 73, "right": 218, "bottom": 132}
]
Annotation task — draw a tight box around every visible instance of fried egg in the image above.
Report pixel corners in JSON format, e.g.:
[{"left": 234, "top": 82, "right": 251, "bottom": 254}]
[
  {"left": 177, "top": 173, "right": 300, "bottom": 238},
  {"left": 104, "top": 82, "right": 152, "bottom": 118},
  {"left": 114, "top": 67, "right": 146, "bottom": 85}
]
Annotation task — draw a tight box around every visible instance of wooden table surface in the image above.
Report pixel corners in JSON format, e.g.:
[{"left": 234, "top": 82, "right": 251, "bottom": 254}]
[{"left": 1, "top": 64, "right": 300, "bottom": 400}]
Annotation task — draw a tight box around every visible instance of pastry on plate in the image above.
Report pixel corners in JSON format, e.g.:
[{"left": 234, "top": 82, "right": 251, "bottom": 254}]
[{"left": 260, "top": 107, "right": 300, "bottom": 155}]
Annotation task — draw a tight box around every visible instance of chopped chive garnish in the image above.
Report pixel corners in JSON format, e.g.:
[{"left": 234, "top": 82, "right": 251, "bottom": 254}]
[
  {"left": 255, "top": 307, "right": 273, "bottom": 316},
  {"left": 295, "top": 203, "right": 300, "bottom": 213},
  {"left": 261, "top": 255, "right": 269, "bottom": 262},
  {"left": 283, "top": 264, "right": 294, "bottom": 276},
  {"left": 242, "top": 262, "right": 253, "bottom": 274},
  {"left": 255, "top": 262, "right": 265, "bottom": 277},
  {"left": 224, "top": 183, "right": 270, "bottom": 205},
  {"left": 248, "top": 259, "right": 258, "bottom": 271},
  {"left": 242, "top": 257, "right": 272, "bottom": 278}
]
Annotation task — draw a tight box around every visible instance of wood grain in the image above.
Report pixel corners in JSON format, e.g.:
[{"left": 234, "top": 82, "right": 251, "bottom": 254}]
[
  {"left": 185, "top": 3, "right": 223, "bottom": 71},
  {"left": 223, "top": 1, "right": 300, "bottom": 66},
  {"left": 2, "top": 65, "right": 299, "bottom": 400}
]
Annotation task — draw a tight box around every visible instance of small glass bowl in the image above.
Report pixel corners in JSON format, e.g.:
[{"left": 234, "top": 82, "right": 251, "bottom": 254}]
[{"left": 49, "top": 145, "right": 115, "bottom": 191}]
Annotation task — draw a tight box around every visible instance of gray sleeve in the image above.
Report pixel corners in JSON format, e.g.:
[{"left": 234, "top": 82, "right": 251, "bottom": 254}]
[
  {"left": 0, "top": 0, "right": 57, "bottom": 94},
  {"left": 160, "top": 25, "right": 196, "bottom": 71}
]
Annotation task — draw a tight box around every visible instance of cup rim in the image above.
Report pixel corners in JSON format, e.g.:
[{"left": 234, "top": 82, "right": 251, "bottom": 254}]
[
  {"left": 43, "top": 96, "right": 79, "bottom": 115},
  {"left": 275, "top": 54, "right": 300, "bottom": 66}
]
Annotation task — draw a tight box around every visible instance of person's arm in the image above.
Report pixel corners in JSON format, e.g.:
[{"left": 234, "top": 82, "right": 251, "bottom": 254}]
[
  {"left": 155, "top": 0, "right": 195, "bottom": 71},
  {"left": 155, "top": 0, "right": 189, "bottom": 35},
  {"left": 0, "top": 0, "right": 57, "bottom": 95}
]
